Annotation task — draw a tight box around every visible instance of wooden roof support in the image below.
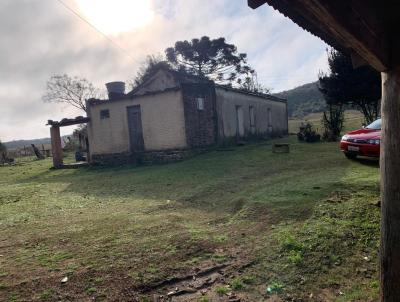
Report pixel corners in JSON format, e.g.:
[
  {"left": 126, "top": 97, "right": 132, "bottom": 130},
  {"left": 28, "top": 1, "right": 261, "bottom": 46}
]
[
  {"left": 50, "top": 126, "right": 63, "bottom": 168},
  {"left": 46, "top": 116, "right": 90, "bottom": 168},
  {"left": 380, "top": 69, "right": 400, "bottom": 300}
]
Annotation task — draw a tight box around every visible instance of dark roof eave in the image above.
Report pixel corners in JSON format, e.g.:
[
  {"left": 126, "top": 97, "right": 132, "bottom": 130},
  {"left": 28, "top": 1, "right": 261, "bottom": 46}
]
[
  {"left": 215, "top": 85, "right": 287, "bottom": 103},
  {"left": 87, "top": 87, "right": 181, "bottom": 107},
  {"left": 46, "top": 117, "right": 90, "bottom": 127}
]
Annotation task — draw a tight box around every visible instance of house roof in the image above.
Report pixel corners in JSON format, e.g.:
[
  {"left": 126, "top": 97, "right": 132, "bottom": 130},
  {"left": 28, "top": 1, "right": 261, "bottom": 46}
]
[
  {"left": 126, "top": 65, "right": 212, "bottom": 97},
  {"left": 88, "top": 87, "right": 181, "bottom": 106},
  {"left": 215, "top": 85, "right": 286, "bottom": 103},
  {"left": 128, "top": 65, "right": 285, "bottom": 101},
  {"left": 88, "top": 65, "right": 287, "bottom": 106},
  {"left": 46, "top": 116, "right": 90, "bottom": 127}
]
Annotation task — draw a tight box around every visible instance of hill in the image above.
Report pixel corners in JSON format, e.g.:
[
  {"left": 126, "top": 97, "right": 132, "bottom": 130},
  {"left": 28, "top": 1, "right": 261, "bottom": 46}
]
[
  {"left": 4, "top": 135, "right": 70, "bottom": 150},
  {"left": 274, "top": 81, "right": 326, "bottom": 117},
  {"left": 4, "top": 138, "right": 52, "bottom": 149}
]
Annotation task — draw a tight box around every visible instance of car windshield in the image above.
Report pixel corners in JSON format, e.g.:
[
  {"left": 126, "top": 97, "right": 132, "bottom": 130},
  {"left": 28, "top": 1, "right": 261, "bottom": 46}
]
[{"left": 366, "top": 118, "right": 381, "bottom": 130}]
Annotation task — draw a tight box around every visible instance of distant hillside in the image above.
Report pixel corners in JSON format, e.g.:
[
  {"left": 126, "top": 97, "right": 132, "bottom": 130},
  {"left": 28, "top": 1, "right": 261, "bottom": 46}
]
[
  {"left": 4, "top": 138, "right": 52, "bottom": 149},
  {"left": 4, "top": 135, "right": 70, "bottom": 150},
  {"left": 274, "top": 81, "right": 326, "bottom": 117}
]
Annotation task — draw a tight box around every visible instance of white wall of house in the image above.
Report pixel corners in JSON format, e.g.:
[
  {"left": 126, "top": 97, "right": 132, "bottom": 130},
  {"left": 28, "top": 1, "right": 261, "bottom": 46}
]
[
  {"left": 215, "top": 87, "right": 288, "bottom": 139},
  {"left": 87, "top": 90, "right": 187, "bottom": 156}
]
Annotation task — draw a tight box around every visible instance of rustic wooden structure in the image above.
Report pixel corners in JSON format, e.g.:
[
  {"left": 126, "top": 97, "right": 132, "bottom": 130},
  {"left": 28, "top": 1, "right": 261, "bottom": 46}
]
[
  {"left": 46, "top": 116, "right": 90, "bottom": 168},
  {"left": 248, "top": 1, "right": 400, "bottom": 300}
]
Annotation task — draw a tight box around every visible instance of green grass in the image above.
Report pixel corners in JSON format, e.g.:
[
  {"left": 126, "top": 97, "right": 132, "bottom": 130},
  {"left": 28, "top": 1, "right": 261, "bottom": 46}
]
[
  {"left": 0, "top": 134, "right": 380, "bottom": 301},
  {"left": 230, "top": 277, "right": 245, "bottom": 290},
  {"left": 215, "top": 286, "right": 229, "bottom": 296}
]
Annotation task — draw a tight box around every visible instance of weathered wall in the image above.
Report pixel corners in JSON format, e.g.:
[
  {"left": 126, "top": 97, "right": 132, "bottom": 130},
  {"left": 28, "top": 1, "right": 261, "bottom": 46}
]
[
  {"left": 215, "top": 87, "right": 288, "bottom": 140},
  {"left": 87, "top": 89, "right": 187, "bottom": 158},
  {"left": 181, "top": 83, "right": 217, "bottom": 148},
  {"left": 132, "top": 69, "right": 178, "bottom": 96}
]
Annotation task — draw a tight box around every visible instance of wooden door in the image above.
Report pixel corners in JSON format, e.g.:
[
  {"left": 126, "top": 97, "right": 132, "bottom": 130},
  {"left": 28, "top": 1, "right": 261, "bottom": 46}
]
[
  {"left": 236, "top": 105, "right": 244, "bottom": 137},
  {"left": 127, "top": 105, "right": 145, "bottom": 152}
]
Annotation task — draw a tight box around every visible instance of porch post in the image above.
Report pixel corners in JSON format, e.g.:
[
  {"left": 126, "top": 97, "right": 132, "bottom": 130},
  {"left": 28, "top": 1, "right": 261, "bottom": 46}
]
[
  {"left": 380, "top": 70, "right": 400, "bottom": 301},
  {"left": 50, "top": 126, "right": 63, "bottom": 168}
]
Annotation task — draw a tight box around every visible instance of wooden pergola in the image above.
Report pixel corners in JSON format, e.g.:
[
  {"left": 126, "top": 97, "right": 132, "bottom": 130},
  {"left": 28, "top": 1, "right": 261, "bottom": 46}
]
[
  {"left": 248, "top": 1, "right": 400, "bottom": 300},
  {"left": 46, "top": 116, "right": 90, "bottom": 168}
]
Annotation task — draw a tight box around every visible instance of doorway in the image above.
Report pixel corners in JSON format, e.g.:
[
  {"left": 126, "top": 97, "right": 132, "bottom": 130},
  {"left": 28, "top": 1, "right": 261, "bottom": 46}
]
[
  {"left": 127, "top": 105, "right": 145, "bottom": 152},
  {"left": 236, "top": 105, "right": 245, "bottom": 137}
]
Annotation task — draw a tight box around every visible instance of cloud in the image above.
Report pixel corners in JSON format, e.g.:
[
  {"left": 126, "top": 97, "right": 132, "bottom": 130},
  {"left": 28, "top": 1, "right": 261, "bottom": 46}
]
[{"left": 0, "top": 0, "right": 328, "bottom": 141}]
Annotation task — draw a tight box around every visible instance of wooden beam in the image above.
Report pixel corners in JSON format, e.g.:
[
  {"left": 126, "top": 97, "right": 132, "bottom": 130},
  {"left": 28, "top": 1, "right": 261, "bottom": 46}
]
[
  {"left": 380, "top": 70, "right": 400, "bottom": 301},
  {"left": 50, "top": 126, "right": 63, "bottom": 168},
  {"left": 308, "top": 0, "right": 387, "bottom": 70},
  {"left": 248, "top": 0, "right": 267, "bottom": 9},
  {"left": 351, "top": 52, "right": 368, "bottom": 68},
  {"left": 257, "top": 0, "right": 389, "bottom": 71}
]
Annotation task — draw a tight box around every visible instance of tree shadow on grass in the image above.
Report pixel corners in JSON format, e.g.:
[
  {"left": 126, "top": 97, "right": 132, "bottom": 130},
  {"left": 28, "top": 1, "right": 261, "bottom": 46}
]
[{"left": 354, "top": 156, "right": 379, "bottom": 168}]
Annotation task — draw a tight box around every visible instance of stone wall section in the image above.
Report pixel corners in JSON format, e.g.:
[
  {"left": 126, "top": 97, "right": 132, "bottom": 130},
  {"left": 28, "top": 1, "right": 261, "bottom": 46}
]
[{"left": 181, "top": 83, "right": 218, "bottom": 148}]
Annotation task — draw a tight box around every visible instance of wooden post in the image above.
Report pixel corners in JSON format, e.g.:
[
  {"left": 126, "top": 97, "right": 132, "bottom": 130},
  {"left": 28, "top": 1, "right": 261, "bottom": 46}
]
[
  {"left": 50, "top": 126, "right": 63, "bottom": 168},
  {"left": 380, "top": 70, "right": 400, "bottom": 301}
]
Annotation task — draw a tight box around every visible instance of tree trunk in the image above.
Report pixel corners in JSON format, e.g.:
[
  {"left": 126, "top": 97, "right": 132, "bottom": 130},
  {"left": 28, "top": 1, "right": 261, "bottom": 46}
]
[{"left": 380, "top": 70, "right": 400, "bottom": 301}]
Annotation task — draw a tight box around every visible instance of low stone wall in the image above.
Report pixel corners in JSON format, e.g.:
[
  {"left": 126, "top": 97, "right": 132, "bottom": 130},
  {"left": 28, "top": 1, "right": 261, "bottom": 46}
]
[
  {"left": 91, "top": 152, "right": 135, "bottom": 166},
  {"left": 90, "top": 149, "right": 207, "bottom": 166},
  {"left": 218, "top": 130, "right": 288, "bottom": 147},
  {"left": 138, "top": 149, "right": 191, "bottom": 165}
]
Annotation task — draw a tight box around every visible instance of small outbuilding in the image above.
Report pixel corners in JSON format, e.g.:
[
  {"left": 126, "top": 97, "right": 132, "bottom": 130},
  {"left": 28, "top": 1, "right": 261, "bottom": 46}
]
[{"left": 86, "top": 67, "right": 288, "bottom": 164}]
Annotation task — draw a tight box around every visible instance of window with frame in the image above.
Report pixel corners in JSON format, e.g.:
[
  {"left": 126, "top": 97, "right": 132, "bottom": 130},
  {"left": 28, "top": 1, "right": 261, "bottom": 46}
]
[
  {"left": 100, "top": 109, "right": 110, "bottom": 119},
  {"left": 196, "top": 97, "right": 204, "bottom": 110},
  {"left": 249, "top": 106, "right": 255, "bottom": 127}
]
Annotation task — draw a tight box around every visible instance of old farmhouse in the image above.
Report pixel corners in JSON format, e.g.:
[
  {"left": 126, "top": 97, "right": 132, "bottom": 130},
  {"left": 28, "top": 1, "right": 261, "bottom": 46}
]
[{"left": 86, "top": 67, "right": 288, "bottom": 164}]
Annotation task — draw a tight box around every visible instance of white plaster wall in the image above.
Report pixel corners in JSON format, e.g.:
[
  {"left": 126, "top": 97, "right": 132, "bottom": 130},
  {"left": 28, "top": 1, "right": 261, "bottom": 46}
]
[
  {"left": 87, "top": 90, "right": 187, "bottom": 155},
  {"left": 215, "top": 88, "right": 288, "bottom": 138}
]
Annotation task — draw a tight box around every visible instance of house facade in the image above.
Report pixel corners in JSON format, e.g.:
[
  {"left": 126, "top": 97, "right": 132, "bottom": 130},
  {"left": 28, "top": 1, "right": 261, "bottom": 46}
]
[{"left": 86, "top": 68, "right": 288, "bottom": 164}]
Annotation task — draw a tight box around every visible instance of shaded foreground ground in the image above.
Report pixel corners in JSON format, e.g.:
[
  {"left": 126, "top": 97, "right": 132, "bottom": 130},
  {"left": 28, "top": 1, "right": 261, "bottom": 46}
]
[{"left": 0, "top": 136, "right": 380, "bottom": 301}]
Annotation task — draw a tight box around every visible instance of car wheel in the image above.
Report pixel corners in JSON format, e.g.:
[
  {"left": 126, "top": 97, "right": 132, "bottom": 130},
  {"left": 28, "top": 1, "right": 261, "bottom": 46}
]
[{"left": 345, "top": 152, "right": 357, "bottom": 159}]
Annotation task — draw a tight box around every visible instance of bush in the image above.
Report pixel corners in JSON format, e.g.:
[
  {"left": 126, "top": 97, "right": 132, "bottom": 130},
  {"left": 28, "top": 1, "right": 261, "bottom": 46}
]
[{"left": 321, "top": 105, "right": 344, "bottom": 142}]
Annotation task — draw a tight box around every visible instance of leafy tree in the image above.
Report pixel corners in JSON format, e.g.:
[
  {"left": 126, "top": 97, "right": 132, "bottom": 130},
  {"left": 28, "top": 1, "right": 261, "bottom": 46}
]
[
  {"left": 0, "top": 140, "right": 6, "bottom": 153},
  {"left": 165, "top": 36, "right": 253, "bottom": 85},
  {"left": 318, "top": 49, "right": 381, "bottom": 124},
  {"left": 322, "top": 104, "right": 345, "bottom": 141},
  {"left": 0, "top": 140, "right": 7, "bottom": 163},
  {"left": 42, "top": 74, "right": 100, "bottom": 112}
]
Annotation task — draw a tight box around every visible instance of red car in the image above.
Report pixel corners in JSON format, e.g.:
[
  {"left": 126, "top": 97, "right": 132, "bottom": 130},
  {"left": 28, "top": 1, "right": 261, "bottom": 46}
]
[{"left": 340, "top": 118, "right": 381, "bottom": 159}]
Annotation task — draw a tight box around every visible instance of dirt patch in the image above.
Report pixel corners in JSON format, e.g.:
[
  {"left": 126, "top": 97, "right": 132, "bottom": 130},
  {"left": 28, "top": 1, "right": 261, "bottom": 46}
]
[{"left": 135, "top": 254, "right": 255, "bottom": 301}]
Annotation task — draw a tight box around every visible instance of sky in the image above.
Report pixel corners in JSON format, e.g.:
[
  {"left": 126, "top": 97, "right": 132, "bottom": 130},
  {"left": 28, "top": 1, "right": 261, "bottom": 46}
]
[{"left": 0, "top": 0, "right": 328, "bottom": 141}]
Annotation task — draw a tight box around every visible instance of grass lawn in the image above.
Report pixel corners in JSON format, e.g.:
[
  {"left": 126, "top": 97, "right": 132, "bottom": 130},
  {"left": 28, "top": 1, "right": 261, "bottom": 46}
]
[{"left": 0, "top": 134, "right": 380, "bottom": 301}]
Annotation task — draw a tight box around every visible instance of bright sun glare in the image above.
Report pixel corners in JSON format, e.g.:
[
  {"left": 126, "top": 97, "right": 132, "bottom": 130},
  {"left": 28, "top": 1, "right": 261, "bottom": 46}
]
[{"left": 77, "top": 0, "right": 154, "bottom": 35}]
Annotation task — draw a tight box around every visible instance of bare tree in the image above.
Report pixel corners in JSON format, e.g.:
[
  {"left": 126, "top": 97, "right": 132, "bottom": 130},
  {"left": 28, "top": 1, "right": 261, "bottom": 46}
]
[
  {"left": 42, "top": 74, "right": 100, "bottom": 112},
  {"left": 129, "top": 54, "right": 171, "bottom": 90},
  {"left": 237, "top": 71, "right": 270, "bottom": 94}
]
